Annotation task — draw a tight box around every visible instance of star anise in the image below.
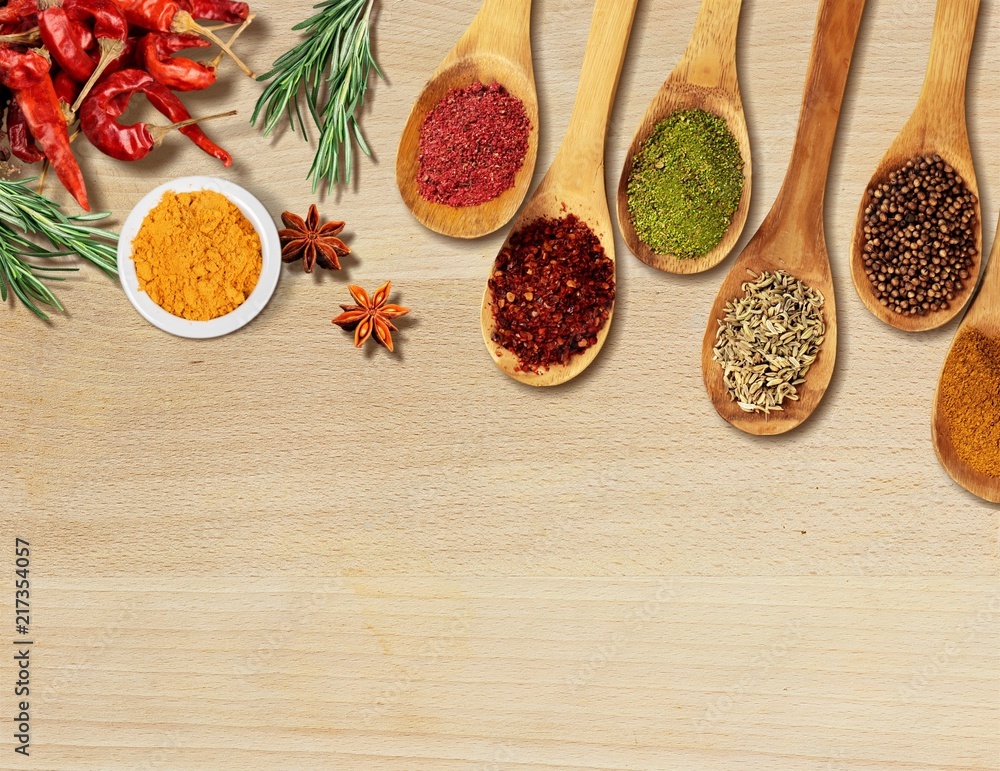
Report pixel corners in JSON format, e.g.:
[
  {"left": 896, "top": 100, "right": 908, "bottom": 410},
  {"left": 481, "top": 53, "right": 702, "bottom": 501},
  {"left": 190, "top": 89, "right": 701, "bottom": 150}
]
[
  {"left": 332, "top": 281, "right": 410, "bottom": 352},
  {"left": 279, "top": 204, "right": 350, "bottom": 272}
]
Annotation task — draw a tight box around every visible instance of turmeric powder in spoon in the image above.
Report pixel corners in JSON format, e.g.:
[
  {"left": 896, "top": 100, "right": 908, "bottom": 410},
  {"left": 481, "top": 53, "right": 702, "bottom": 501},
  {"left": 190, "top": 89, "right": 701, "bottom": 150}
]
[{"left": 937, "top": 327, "right": 1000, "bottom": 477}]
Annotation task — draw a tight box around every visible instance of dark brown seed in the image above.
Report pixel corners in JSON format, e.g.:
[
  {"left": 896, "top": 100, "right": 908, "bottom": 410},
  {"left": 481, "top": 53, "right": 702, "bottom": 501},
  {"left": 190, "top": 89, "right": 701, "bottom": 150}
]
[{"left": 861, "top": 154, "right": 978, "bottom": 316}]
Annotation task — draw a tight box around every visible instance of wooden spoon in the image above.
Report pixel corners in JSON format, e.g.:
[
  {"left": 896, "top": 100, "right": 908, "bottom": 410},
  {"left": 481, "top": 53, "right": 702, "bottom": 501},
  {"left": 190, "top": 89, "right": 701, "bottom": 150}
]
[
  {"left": 932, "top": 209, "right": 1000, "bottom": 502},
  {"left": 480, "top": 0, "right": 639, "bottom": 386},
  {"left": 395, "top": 0, "right": 538, "bottom": 240},
  {"left": 701, "top": 0, "right": 866, "bottom": 435},
  {"left": 617, "top": 0, "right": 751, "bottom": 275},
  {"left": 849, "top": 0, "right": 982, "bottom": 332}
]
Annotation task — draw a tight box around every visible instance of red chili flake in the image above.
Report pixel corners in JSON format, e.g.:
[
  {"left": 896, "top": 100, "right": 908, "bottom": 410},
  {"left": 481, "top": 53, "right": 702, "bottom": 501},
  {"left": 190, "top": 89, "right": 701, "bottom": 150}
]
[
  {"left": 418, "top": 81, "right": 531, "bottom": 208},
  {"left": 489, "top": 214, "right": 615, "bottom": 374}
]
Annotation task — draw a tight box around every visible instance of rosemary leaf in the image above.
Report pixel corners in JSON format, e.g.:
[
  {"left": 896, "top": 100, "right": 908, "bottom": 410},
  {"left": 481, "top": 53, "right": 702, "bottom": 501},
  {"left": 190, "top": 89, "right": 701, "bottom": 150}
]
[
  {"left": 253, "top": 0, "right": 381, "bottom": 193},
  {"left": 0, "top": 179, "right": 118, "bottom": 319},
  {"left": 0, "top": 225, "right": 67, "bottom": 320}
]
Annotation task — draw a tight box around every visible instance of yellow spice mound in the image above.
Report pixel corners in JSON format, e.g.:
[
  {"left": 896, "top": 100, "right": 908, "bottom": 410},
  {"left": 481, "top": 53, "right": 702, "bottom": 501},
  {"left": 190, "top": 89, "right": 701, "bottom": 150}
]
[{"left": 132, "top": 190, "right": 262, "bottom": 321}]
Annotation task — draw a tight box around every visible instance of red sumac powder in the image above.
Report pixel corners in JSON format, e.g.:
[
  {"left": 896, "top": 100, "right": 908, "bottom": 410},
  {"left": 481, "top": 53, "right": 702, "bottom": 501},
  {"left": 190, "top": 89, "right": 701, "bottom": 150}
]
[
  {"left": 418, "top": 81, "right": 531, "bottom": 208},
  {"left": 489, "top": 214, "right": 615, "bottom": 374}
]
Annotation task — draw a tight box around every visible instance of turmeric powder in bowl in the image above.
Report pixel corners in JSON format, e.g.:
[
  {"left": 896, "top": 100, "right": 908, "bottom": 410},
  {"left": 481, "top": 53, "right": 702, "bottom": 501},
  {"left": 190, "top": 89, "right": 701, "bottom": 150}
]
[{"left": 131, "top": 190, "right": 262, "bottom": 321}]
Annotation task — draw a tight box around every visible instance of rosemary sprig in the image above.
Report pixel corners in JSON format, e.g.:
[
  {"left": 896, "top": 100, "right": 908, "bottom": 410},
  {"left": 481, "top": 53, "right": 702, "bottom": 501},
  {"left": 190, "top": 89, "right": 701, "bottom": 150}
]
[
  {"left": 0, "top": 178, "right": 118, "bottom": 319},
  {"left": 0, "top": 224, "right": 72, "bottom": 320},
  {"left": 252, "top": 0, "right": 381, "bottom": 193}
]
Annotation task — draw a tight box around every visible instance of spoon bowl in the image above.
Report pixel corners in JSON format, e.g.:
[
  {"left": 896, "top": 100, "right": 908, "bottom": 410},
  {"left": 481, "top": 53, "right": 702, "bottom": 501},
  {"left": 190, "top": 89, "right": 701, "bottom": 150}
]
[
  {"left": 480, "top": 0, "right": 639, "bottom": 386},
  {"left": 849, "top": 0, "right": 982, "bottom": 332},
  {"left": 702, "top": 217, "right": 839, "bottom": 435},
  {"left": 481, "top": 176, "right": 618, "bottom": 387},
  {"left": 932, "top": 209, "right": 1000, "bottom": 502},
  {"left": 701, "top": 0, "right": 866, "bottom": 434},
  {"left": 617, "top": 0, "right": 751, "bottom": 275},
  {"left": 396, "top": 0, "right": 538, "bottom": 240}
]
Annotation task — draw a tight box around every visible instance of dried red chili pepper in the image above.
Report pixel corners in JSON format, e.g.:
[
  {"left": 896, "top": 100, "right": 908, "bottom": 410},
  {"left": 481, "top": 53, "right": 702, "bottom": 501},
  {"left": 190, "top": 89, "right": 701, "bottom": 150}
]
[
  {"left": 137, "top": 33, "right": 213, "bottom": 91},
  {"left": 52, "top": 67, "right": 80, "bottom": 105},
  {"left": 71, "top": 17, "right": 93, "bottom": 48},
  {"left": 488, "top": 214, "right": 615, "bottom": 373},
  {"left": 38, "top": 5, "right": 94, "bottom": 82},
  {"left": 27, "top": 17, "right": 96, "bottom": 52},
  {"left": 0, "top": 85, "right": 11, "bottom": 163},
  {"left": 37, "top": 5, "right": 100, "bottom": 83},
  {"left": 114, "top": 0, "right": 172, "bottom": 30},
  {"left": 102, "top": 34, "right": 140, "bottom": 76},
  {"left": 182, "top": 0, "right": 248, "bottom": 23},
  {"left": 0, "top": 47, "right": 89, "bottom": 209},
  {"left": 0, "top": 84, "right": 8, "bottom": 134},
  {"left": 0, "top": 45, "right": 49, "bottom": 88},
  {"left": 66, "top": 0, "right": 127, "bottom": 42},
  {"left": 137, "top": 13, "right": 250, "bottom": 92},
  {"left": 79, "top": 68, "right": 232, "bottom": 164},
  {"left": 63, "top": 0, "right": 128, "bottom": 112},
  {"left": 6, "top": 97, "right": 46, "bottom": 163},
  {"left": 113, "top": 0, "right": 252, "bottom": 76},
  {"left": 142, "top": 75, "right": 231, "bottom": 164},
  {"left": 0, "top": 0, "right": 38, "bottom": 26}
]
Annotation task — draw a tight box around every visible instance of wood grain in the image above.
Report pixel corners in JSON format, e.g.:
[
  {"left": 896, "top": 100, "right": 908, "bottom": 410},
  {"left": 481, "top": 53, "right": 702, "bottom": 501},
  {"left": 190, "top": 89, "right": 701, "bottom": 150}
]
[
  {"left": 1, "top": 0, "right": 998, "bottom": 768},
  {"left": 12, "top": 576, "right": 1000, "bottom": 769}
]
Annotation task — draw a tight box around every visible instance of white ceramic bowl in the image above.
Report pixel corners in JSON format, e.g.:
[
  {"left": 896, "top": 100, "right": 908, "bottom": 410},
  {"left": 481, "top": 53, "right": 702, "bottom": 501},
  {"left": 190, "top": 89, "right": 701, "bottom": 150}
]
[{"left": 117, "top": 176, "right": 281, "bottom": 339}]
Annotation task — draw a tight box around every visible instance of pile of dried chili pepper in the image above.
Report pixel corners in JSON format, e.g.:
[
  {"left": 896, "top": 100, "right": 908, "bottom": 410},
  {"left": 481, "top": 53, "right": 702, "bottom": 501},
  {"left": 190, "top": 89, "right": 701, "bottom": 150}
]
[
  {"left": 489, "top": 214, "right": 616, "bottom": 374},
  {"left": 0, "top": 0, "right": 256, "bottom": 210}
]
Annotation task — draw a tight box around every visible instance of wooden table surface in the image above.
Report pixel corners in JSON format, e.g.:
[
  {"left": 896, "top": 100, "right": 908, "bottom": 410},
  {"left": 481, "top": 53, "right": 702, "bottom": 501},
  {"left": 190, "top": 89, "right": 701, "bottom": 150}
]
[{"left": 2, "top": 0, "right": 999, "bottom": 768}]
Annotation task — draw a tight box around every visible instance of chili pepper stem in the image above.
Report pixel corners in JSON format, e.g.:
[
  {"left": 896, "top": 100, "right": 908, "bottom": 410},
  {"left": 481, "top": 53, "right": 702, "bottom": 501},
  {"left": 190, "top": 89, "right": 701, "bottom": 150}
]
[
  {"left": 202, "top": 21, "right": 240, "bottom": 32},
  {"left": 209, "top": 12, "right": 254, "bottom": 70},
  {"left": 0, "top": 27, "right": 41, "bottom": 45},
  {"left": 148, "top": 109, "right": 237, "bottom": 145},
  {"left": 70, "top": 38, "right": 127, "bottom": 115},
  {"left": 173, "top": 11, "right": 253, "bottom": 78},
  {"left": 37, "top": 161, "right": 49, "bottom": 195}
]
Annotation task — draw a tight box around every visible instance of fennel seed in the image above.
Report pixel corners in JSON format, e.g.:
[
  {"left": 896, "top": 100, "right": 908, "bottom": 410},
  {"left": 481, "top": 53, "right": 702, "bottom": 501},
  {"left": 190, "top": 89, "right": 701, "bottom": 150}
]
[{"left": 713, "top": 270, "right": 826, "bottom": 414}]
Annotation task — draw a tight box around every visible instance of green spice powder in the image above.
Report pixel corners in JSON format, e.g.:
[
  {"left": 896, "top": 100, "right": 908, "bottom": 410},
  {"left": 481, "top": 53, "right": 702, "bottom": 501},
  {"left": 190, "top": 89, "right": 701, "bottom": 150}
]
[{"left": 627, "top": 109, "right": 744, "bottom": 259}]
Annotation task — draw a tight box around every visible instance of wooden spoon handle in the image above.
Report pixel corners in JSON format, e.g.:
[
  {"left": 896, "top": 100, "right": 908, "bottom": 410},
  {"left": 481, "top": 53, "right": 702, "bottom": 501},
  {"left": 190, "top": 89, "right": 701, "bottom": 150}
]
[
  {"left": 673, "top": 0, "right": 743, "bottom": 93},
  {"left": 772, "top": 0, "right": 866, "bottom": 228},
  {"left": 965, "top": 208, "right": 1000, "bottom": 327},
  {"left": 915, "top": 0, "right": 980, "bottom": 127},
  {"left": 462, "top": 0, "right": 533, "bottom": 66},
  {"left": 559, "top": 0, "right": 640, "bottom": 171}
]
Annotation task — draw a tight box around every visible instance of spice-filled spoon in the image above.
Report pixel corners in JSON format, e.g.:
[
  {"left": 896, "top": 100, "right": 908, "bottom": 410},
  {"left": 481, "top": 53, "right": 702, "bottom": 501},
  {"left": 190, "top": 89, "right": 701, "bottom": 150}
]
[
  {"left": 395, "top": 0, "right": 538, "bottom": 240},
  {"left": 850, "top": 0, "right": 982, "bottom": 333},
  {"left": 617, "top": 0, "right": 750, "bottom": 275},
  {"left": 480, "top": 0, "right": 638, "bottom": 386},
  {"left": 701, "top": 0, "right": 866, "bottom": 435},
  {"left": 932, "top": 209, "right": 1000, "bottom": 502}
]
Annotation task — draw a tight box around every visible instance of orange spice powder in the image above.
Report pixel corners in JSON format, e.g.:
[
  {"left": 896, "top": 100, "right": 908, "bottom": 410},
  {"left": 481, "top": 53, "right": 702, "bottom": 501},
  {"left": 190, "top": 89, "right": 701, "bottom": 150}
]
[
  {"left": 938, "top": 326, "right": 1000, "bottom": 477},
  {"left": 132, "top": 190, "right": 262, "bottom": 321}
]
